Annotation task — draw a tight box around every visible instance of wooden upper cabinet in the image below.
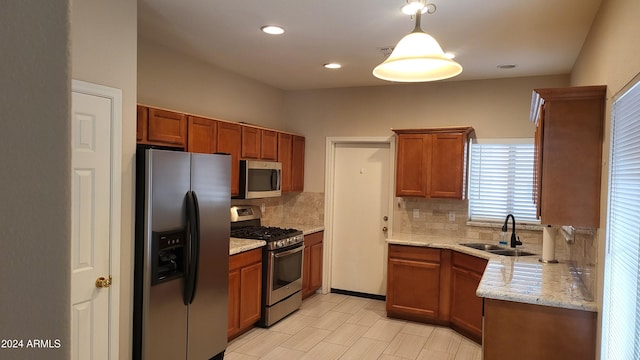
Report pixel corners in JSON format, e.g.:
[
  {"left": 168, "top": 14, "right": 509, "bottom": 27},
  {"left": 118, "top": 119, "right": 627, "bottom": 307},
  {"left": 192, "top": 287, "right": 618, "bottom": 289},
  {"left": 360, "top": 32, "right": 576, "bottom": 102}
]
[
  {"left": 261, "top": 130, "right": 278, "bottom": 161},
  {"left": 136, "top": 105, "right": 148, "bottom": 142},
  {"left": 291, "top": 135, "right": 305, "bottom": 192},
  {"left": 278, "top": 133, "right": 293, "bottom": 192},
  {"left": 241, "top": 126, "right": 261, "bottom": 159},
  {"left": 394, "top": 127, "right": 473, "bottom": 199},
  {"left": 187, "top": 116, "right": 217, "bottom": 154},
  {"left": 147, "top": 108, "right": 187, "bottom": 147},
  {"left": 217, "top": 122, "right": 242, "bottom": 196},
  {"left": 532, "top": 86, "right": 605, "bottom": 227}
]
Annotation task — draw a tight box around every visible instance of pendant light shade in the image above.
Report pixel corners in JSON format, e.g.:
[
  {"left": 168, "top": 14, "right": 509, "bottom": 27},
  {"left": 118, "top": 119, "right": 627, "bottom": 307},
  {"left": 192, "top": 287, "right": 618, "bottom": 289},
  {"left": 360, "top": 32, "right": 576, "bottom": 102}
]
[{"left": 373, "top": 10, "right": 462, "bottom": 82}]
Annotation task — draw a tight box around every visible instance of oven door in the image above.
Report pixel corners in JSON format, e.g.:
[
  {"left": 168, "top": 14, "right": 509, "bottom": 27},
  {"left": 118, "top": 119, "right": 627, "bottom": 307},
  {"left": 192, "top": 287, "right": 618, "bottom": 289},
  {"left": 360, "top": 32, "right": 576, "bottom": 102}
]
[{"left": 266, "top": 244, "right": 303, "bottom": 306}]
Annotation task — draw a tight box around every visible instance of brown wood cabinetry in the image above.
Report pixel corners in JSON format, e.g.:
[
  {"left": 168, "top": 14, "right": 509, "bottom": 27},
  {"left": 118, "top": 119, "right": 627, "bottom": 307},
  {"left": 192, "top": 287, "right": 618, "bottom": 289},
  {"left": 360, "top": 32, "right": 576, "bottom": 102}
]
[
  {"left": 278, "top": 133, "right": 293, "bottom": 192},
  {"left": 291, "top": 135, "right": 305, "bottom": 192},
  {"left": 241, "top": 126, "right": 261, "bottom": 159},
  {"left": 277, "top": 133, "right": 305, "bottom": 193},
  {"left": 532, "top": 86, "right": 605, "bottom": 227},
  {"left": 302, "top": 231, "right": 323, "bottom": 299},
  {"left": 483, "top": 298, "right": 596, "bottom": 360},
  {"left": 386, "top": 245, "right": 451, "bottom": 323},
  {"left": 217, "top": 122, "right": 242, "bottom": 197},
  {"left": 450, "top": 252, "right": 487, "bottom": 343},
  {"left": 261, "top": 130, "right": 278, "bottom": 161},
  {"left": 393, "top": 127, "right": 473, "bottom": 199},
  {"left": 228, "top": 248, "right": 262, "bottom": 340},
  {"left": 187, "top": 116, "right": 217, "bottom": 153},
  {"left": 136, "top": 106, "right": 187, "bottom": 148}
]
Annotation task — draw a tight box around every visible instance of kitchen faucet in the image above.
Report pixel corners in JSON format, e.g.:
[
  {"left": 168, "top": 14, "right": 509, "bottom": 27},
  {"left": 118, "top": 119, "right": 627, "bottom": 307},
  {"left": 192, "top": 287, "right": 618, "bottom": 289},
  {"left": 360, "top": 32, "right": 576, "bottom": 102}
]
[{"left": 502, "top": 214, "right": 522, "bottom": 248}]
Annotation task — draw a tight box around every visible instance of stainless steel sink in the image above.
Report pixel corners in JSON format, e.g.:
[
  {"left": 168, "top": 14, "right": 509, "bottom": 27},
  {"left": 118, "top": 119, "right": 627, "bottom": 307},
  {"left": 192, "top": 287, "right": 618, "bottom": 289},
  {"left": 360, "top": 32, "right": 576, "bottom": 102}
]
[
  {"left": 461, "top": 243, "right": 503, "bottom": 251},
  {"left": 460, "top": 243, "right": 536, "bottom": 257},
  {"left": 489, "top": 249, "right": 536, "bottom": 257}
]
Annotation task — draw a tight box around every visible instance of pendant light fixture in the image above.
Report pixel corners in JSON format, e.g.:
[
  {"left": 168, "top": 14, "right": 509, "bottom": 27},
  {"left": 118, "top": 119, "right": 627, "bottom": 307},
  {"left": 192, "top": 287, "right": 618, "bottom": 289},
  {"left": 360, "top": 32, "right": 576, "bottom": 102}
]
[{"left": 373, "top": 2, "right": 462, "bottom": 82}]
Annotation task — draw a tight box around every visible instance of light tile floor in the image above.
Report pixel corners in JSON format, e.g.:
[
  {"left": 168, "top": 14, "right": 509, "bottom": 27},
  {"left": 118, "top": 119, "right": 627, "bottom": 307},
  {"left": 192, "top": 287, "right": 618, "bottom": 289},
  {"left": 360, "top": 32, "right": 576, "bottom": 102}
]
[{"left": 226, "top": 293, "right": 482, "bottom": 360}]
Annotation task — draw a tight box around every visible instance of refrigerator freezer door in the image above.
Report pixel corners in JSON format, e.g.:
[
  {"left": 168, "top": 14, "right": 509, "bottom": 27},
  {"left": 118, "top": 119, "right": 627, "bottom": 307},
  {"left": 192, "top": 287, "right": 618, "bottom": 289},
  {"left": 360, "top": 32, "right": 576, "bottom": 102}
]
[
  {"left": 145, "top": 150, "right": 191, "bottom": 360},
  {"left": 187, "top": 153, "right": 231, "bottom": 359}
]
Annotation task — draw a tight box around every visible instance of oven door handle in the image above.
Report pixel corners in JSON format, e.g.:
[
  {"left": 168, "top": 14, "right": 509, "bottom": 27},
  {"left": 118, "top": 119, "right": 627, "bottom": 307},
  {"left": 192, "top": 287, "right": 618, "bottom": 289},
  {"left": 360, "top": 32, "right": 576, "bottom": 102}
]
[{"left": 274, "top": 245, "right": 304, "bottom": 258}]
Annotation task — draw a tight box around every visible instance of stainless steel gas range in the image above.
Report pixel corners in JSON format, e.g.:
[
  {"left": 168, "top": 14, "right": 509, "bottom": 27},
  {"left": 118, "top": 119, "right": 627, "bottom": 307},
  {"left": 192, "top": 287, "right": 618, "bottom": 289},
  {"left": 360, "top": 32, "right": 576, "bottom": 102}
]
[{"left": 230, "top": 205, "right": 304, "bottom": 327}]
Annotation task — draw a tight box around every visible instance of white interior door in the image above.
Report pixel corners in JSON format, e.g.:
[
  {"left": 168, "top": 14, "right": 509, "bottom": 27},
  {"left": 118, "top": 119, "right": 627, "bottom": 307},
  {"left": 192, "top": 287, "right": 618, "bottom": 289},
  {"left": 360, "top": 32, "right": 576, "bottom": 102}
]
[
  {"left": 70, "top": 80, "right": 121, "bottom": 360},
  {"left": 330, "top": 142, "right": 391, "bottom": 296}
]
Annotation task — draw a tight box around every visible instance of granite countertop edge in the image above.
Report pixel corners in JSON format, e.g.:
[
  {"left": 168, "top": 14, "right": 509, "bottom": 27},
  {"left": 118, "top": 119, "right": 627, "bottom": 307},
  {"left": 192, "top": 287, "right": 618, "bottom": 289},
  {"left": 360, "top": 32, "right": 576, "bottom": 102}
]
[
  {"left": 229, "top": 238, "right": 266, "bottom": 255},
  {"left": 386, "top": 233, "right": 597, "bottom": 313}
]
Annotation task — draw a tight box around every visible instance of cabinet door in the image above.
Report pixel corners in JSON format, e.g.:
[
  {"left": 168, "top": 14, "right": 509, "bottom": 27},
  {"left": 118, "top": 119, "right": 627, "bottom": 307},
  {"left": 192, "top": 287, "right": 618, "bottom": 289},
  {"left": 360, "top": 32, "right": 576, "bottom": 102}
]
[
  {"left": 147, "top": 108, "right": 187, "bottom": 147},
  {"left": 278, "top": 133, "right": 293, "bottom": 192},
  {"left": 387, "top": 257, "right": 441, "bottom": 319},
  {"left": 450, "top": 266, "right": 483, "bottom": 342},
  {"left": 187, "top": 116, "right": 217, "bottom": 154},
  {"left": 430, "top": 133, "right": 465, "bottom": 199},
  {"left": 261, "top": 130, "right": 278, "bottom": 161},
  {"left": 217, "top": 122, "right": 242, "bottom": 196},
  {"left": 239, "top": 262, "right": 262, "bottom": 329},
  {"left": 302, "top": 244, "right": 311, "bottom": 298},
  {"left": 241, "top": 126, "right": 261, "bottom": 159},
  {"left": 395, "top": 134, "right": 429, "bottom": 197},
  {"left": 228, "top": 270, "right": 241, "bottom": 338},
  {"left": 291, "top": 135, "right": 305, "bottom": 192},
  {"left": 309, "top": 242, "right": 323, "bottom": 291},
  {"left": 136, "top": 105, "right": 148, "bottom": 143}
]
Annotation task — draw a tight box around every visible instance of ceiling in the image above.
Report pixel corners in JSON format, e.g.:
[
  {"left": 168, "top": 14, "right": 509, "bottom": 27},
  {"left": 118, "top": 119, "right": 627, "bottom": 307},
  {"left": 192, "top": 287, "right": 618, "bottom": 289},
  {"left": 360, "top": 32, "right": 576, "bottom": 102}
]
[{"left": 138, "top": 0, "right": 602, "bottom": 91}]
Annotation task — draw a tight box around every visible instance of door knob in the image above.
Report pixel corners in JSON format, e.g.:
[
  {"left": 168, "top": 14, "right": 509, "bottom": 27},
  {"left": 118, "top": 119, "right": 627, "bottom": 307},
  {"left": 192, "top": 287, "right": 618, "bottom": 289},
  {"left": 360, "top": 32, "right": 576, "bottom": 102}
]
[
  {"left": 382, "top": 227, "right": 388, "bottom": 232},
  {"left": 95, "top": 275, "right": 112, "bottom": 289}
]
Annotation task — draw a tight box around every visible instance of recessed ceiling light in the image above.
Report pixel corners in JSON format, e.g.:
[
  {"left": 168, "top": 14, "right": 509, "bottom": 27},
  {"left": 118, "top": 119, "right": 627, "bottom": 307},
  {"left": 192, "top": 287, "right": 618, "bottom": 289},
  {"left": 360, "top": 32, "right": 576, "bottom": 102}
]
[
  {"left": 261, "top": 25, "right": 284, "bottom": 35},
  {"left": 323, "top": 63, "right": 342, "bottom": 69},
  {"left": 497, "top": 64, "right": 516, "bottom": 69}
]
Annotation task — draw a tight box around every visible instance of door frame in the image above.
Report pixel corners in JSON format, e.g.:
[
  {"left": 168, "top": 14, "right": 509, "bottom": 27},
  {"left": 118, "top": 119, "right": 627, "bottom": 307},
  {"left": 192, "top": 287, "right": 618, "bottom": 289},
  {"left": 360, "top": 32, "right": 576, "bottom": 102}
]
[
  {"left": 323, "top": 136, "right": 396, "bottom": 295},
  {"left": 71, "top": 79, "right": 122, "bottom": 359}
]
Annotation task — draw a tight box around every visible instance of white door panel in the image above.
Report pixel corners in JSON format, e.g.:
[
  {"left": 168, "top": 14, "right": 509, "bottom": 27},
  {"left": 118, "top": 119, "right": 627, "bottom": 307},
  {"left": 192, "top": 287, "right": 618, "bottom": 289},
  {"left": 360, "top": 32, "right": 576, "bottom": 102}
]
[
  {"left": 70, "top": 81, "right": 121, "bottom": 360},
  {"left": 331, "top": 143, "right": 390, "bottom": 296}
]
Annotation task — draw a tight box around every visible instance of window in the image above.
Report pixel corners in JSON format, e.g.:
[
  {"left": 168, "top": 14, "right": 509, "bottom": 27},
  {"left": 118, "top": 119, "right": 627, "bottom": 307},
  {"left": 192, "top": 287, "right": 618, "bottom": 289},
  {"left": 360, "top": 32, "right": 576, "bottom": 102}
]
[
  {"left": 468, "top": 140, "right": 539, "bottom": 223},
  {"left": 602, "top": 80, "right": 640, "bottom": 360}
]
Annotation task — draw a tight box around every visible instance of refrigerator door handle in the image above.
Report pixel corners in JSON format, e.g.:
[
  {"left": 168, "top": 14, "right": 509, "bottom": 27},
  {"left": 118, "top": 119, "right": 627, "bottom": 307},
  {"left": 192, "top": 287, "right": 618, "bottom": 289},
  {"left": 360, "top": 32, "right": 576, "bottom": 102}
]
[
  {"left": 184, "top": 191, "right": 199, "bottom": 305},
  {"left": 189, "top": 191, "right": 201, "bottom": 304}
]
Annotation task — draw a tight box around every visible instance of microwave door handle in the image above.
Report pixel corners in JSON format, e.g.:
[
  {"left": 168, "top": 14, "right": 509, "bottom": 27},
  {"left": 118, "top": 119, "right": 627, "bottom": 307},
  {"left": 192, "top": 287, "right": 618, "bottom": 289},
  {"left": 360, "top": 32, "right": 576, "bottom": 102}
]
[
  {"left": 274, "top": 245, "right": 304, "bottom": 258},
  {"left": 271, "top": 169, "right": 279, "bottom": 190}
]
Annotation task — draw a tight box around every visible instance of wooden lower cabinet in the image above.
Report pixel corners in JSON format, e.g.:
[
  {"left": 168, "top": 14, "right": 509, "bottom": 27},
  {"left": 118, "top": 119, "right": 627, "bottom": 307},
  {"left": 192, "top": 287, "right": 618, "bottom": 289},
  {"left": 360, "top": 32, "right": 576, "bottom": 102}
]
[
  {"left": 483, "top": 298, "right": 596, "bottom": 360},
  {"left": 450, "top": 252, "right": 487, "bottom": 343},
  {"left": 386, "top": 245, "right": 487, "bottom": 344},
  {"left": 228, "top": 248, "right": 262, "bottom": 340},
  {"left": 302, "top": 231, "right": 323, "bottom": 299},
  {"left": 386, "top": 245, "right": 451, "bottom": 323}
]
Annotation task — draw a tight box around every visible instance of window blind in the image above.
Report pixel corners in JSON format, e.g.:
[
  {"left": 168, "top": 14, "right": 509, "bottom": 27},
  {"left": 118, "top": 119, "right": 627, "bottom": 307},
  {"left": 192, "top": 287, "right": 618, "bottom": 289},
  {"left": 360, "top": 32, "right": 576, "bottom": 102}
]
[
  {"left": 603, "top": 80, "right": 640, "bottom": 360},
  {"left": 468, "top": 141, "right": 539, "bottom": 223}
]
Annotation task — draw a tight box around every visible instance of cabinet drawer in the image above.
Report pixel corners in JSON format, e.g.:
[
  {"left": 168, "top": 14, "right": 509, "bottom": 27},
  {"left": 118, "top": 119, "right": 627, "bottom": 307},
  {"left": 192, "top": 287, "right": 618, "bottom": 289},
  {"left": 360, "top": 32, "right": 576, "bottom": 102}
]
[
  {"left": 389, "top": 244, "right": 440, "bottom": 263},
  {"left": 452, "top": 251, "right": 487, "bottom": 274},
  {"left": 229, "top": 248, "right": 262, "bottom": 271}
]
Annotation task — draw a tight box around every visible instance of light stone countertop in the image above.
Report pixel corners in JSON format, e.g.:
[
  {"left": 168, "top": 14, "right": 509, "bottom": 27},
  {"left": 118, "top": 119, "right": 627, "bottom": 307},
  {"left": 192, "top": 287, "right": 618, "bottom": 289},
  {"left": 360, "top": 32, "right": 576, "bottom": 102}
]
[
  {"left": 387, "top": 232, "right": 597, "bottom": 313},
  {"left": 229, "top": 238, "right": 266, "bottom": 255}
]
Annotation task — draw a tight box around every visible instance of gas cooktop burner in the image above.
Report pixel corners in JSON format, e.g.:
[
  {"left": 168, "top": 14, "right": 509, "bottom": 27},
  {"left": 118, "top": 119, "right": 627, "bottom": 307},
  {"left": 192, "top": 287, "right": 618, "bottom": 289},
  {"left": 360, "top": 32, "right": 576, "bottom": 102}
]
[{"left": 230, "top": 226, "right": 302, "bottom": 242}]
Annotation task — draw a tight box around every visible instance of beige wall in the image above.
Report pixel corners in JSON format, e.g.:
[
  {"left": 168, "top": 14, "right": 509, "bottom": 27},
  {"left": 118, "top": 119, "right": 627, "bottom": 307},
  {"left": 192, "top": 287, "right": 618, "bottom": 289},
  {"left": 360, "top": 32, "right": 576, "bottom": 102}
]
[
  {"left": 569, "top": 0, "right": 640, "bottom": 358},
  {"left": 138, "top": 39, "right": 288, "bottom": 130},
  {"left": 0, "top": 1, "right": 70, "bottom": 359},
  {"left": 70, "top": 0, "right": 137, "bottom": 358},
  {"left": 285, "top": 75, "right": 569, "bottom": 192}
]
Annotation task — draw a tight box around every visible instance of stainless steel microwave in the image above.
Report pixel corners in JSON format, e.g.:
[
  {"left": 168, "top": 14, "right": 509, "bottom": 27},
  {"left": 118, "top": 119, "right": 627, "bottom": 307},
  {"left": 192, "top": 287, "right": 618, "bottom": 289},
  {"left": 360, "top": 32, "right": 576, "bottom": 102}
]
[{"left": 237, "top": 160, "right": 282, "bottom": 199}]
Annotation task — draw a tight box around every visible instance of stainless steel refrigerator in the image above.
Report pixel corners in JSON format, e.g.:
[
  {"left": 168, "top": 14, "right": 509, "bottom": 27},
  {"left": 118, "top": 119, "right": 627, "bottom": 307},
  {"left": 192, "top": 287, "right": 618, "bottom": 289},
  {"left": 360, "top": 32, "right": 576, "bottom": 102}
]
[{"left": 134, "top": 147, "right": 230, "bottom": 360}]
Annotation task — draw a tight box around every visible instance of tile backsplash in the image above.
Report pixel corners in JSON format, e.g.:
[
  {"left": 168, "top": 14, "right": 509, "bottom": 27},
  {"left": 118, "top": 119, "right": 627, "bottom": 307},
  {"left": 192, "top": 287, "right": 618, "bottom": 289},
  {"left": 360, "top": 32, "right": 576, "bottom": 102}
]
[{"left": 231, "top": 192, "right": 324, "bottom": 227}]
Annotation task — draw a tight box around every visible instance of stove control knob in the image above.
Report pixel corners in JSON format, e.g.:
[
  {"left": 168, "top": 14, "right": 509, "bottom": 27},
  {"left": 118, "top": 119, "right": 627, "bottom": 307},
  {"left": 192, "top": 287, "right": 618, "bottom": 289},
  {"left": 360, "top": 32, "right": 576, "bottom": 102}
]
[{"left": 277, "top": 240, "right": 283, "bottom": 248}]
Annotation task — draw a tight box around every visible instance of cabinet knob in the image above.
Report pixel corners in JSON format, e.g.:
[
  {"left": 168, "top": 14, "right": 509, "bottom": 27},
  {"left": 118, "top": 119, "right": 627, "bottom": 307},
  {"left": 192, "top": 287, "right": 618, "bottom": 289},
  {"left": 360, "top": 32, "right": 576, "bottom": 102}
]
[{"left": 382, "top": 227, "right": 388, "bottom": 232}]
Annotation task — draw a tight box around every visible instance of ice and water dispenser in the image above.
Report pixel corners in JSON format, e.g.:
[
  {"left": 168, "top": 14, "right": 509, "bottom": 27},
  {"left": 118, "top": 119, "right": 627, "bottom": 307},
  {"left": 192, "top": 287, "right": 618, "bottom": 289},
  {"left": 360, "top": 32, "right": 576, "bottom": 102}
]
[{"left": 151, "top": 229, "right": 186, "bottom": 285}]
